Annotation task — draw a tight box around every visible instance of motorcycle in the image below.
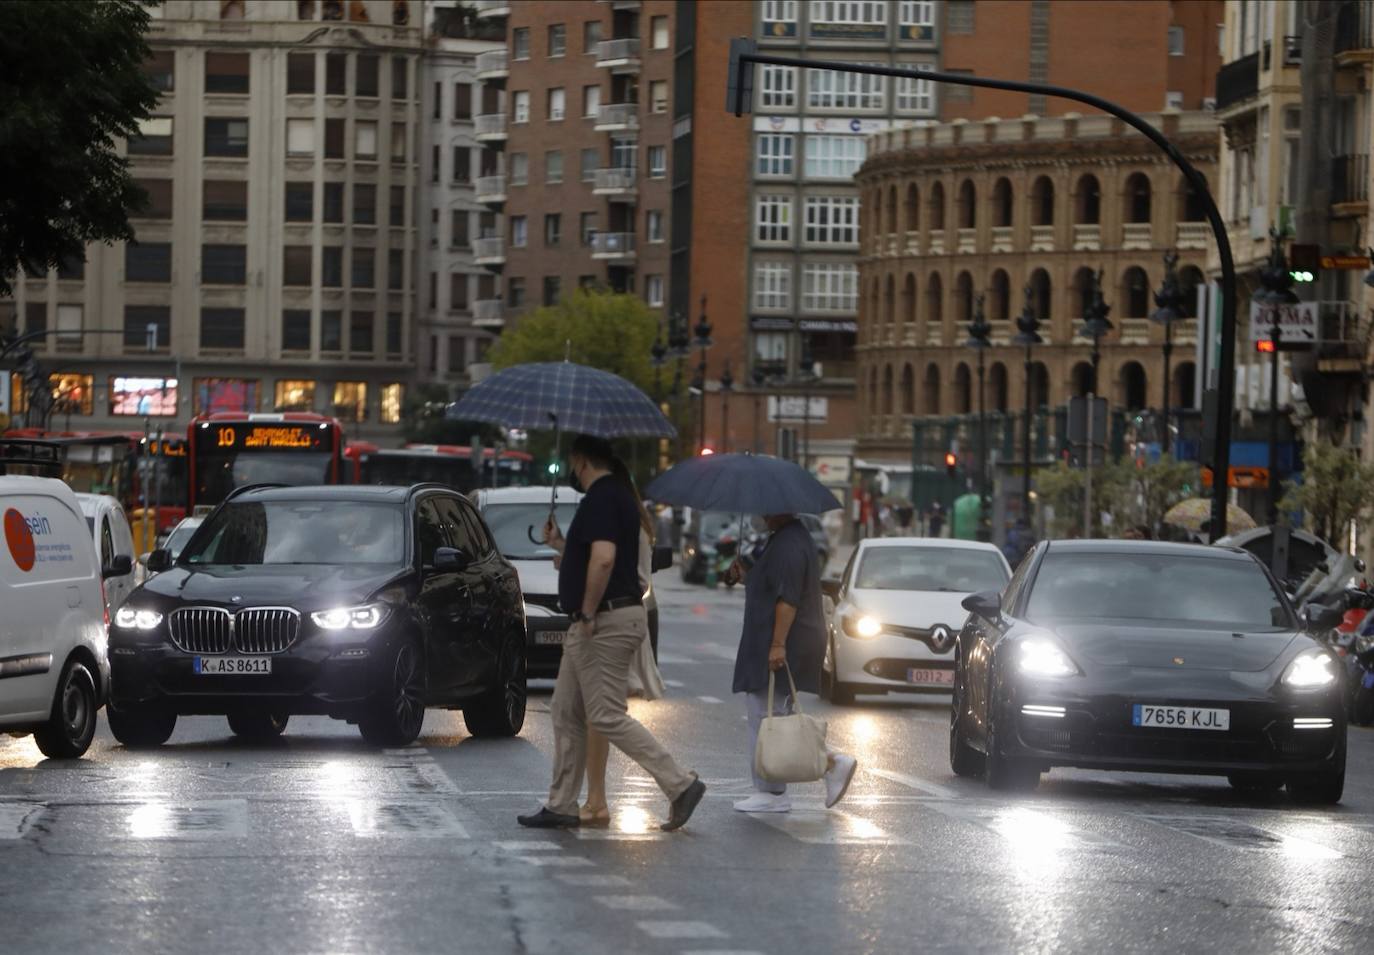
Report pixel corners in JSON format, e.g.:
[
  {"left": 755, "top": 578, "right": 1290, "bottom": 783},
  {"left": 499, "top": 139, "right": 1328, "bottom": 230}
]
[{"left": 707, "top": 534, "right": 739, "bottom": 589}]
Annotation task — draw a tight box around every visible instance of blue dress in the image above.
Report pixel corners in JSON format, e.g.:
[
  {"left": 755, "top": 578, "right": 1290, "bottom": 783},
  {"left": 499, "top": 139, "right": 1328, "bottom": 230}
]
[{"left": 732, "top": 519, "right": 826, "bottom": 695}]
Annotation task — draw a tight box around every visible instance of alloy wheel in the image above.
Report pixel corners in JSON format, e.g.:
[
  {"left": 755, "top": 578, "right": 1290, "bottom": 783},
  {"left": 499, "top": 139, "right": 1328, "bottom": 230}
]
[{"left": 393, "top": 643, "right": 425, "bottom": 735}]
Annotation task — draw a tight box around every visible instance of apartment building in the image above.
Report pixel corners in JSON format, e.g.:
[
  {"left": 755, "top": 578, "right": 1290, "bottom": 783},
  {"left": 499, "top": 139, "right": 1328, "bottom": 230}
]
[{"left": 2, "top": 0, "right": 426, "bottom": 440}]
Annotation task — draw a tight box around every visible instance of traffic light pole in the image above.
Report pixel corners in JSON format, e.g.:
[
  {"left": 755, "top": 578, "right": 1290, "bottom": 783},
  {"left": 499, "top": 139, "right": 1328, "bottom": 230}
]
[{"left": 726, "top": 43, "right": 1239, "bottom": 539}]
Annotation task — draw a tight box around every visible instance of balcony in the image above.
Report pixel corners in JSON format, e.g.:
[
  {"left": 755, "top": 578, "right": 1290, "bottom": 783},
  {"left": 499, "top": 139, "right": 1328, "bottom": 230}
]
[
  {"left": 475, "top": 175, "right": 507, "bottom": 205},
  {"left": 1072, "top": 223, "right": 1101, "bottom": 251},
  {"left": 990, "top": 226, "right": 1013, "bottom": 253},
  {"left": 474, "top": 113, "right": 507, "bottom": 143},
  {"left": 1215, "top": 51, "right": 1259, "bottom": 111},
  {"left": 1122, "top": 222, "right": 1153, "bottom": 250},
  {"left": 473, "top": 0, "right": 510, "bottom": 20},
  {"left": 1029, "top": 224, "right": 1054, "bottom": 252},
  {"left": 473, "top": 299, "right": 504, "bottom": 328},
  {"left": 596, "top": 38, "right": 642, "bottom": 72},
  {"left": 475, "top": 50, "right": 508, "bottom": 82},
  {"left": 1119, "top": 318, "right": 1150, "bottom": 344},
  {"left": 1332, "top": 154, "right": 1370, "bottom": 205},
  {"left": 1336, "top": 1, "right": 1374, "bottom": 58},
  {"left": 593, "top": 166, "right": 637, "bottom": 198},
  {"left": 594, "top": 102, "right": 639, "bottom": 132},
  {"left": 1174, "top": 222, "right": 1210, "bottom": 250},
  {"left": 904, "top": 230, "right": 920, "bottom": 254},
  {"left": 956, "top": 228, "right": 976, "bottom": 254},
  {"left": 927, "top": 233, "right": 946, "bottom": 256},
  {"left": 591, "top": 231, "right": 636, "bottom": 261},
  {"left": 602, "top": 0, "right": 641, "bottom": 8},
  {"left": 473, "top": 236, "right": 505, "bottom": 267}
]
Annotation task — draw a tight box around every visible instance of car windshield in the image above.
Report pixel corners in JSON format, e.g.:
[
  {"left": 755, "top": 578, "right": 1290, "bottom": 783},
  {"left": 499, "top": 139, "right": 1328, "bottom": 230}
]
[
  {"left": 483, "top": 501, "right": 580, "bottom": 560},
  {"left": 855, "top": 546, "right": 1008, "bottom": 593},
  {"left": 181, "top": 501, "right": 405, "bottom": 566},
  {"left": 1025, "top": 552, "right": 1292, "bottom": 630},
  {"left": 164, "top": 523, "right": 201, "bottom": 559}
]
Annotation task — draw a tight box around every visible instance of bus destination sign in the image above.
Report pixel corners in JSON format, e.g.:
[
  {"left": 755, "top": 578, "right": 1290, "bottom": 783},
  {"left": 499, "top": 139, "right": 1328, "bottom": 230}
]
[{"left": 211, "top": 425, "right": 323, "bottom": 450}]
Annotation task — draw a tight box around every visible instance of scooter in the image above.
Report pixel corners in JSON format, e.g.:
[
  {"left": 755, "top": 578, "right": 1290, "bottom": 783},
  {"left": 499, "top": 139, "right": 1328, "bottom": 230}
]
[{"left": 706, "top": 535, "right": 739, "bottom": 589}]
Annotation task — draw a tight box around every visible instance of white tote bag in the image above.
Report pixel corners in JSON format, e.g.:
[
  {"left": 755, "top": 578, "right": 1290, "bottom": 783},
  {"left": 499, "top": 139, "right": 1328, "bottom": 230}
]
[{"left": 754, "top": 664, "right": 829, "bottom": 784}]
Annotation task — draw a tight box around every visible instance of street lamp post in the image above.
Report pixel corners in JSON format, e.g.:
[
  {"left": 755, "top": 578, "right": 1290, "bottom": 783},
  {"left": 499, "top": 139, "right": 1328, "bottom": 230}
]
[
  {"left": 798, "top": 336, "right": 817, "bottom": 468},
  {"left": 719, "top": 361, "right": 734, "bottom": 453},
  {"left": 966, "top": 295, "right": 993, "bottom": 539},
  {"left": 1013, "top": 285, "right": 1044, "bottom": 528},
  {"left": 1254, "top": 230, "right": 1299, "bottom": 526},
  {"left": 693, "top": 296, "right": 713, "bottom": 455},
  {"left": 1078, "top": 269, "right": 1114, "bottom": 539},
  {"left": 751, "top": 365, "right": 767, "bottom": 454},
  {"left": 1151, "top": 251, "right": 1187, "bottom": 457}
]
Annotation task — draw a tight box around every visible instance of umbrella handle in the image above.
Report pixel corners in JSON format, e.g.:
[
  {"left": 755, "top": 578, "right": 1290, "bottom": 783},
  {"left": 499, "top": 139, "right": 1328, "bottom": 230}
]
[{"left": 549, "top": 412, "right": 561, "bottom": 517}]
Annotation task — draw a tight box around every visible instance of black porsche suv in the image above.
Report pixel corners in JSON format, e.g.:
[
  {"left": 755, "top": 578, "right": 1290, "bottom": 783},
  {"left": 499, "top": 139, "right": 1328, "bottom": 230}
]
[{"left": 108, "top": 484, "right": 528, "bottom": 747}]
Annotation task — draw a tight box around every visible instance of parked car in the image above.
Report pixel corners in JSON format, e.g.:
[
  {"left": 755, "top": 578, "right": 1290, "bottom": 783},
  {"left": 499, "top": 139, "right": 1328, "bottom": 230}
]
[
  {"left": 1, "top": 476, "right": 126, "bottom": 758},
  {"left": 139, "top": 515, "right": 205, "bottom": 583},
  {"left": 952, "top": 540, "right": 1347, "bottom": 803},
  {"left": 108, "top": 484, "right": 528, "bottom": 747},
  {"left": 473, "top": 486, "right": 667, "bottom": 678},
  {"left": 74, "top": 493, "right": 137, "bottom": 614},
  {"left": 799, "top": 513, "right": 832, "bottom": 569},
  {"left": 821, "top": 538, "right": 1011, "bottom": 705}
]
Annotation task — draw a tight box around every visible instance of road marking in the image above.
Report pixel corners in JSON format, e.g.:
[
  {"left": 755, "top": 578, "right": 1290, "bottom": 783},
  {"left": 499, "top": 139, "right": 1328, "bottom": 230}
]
[
  {"left": 573, "top": 829, "right": 668, "bottom": 841},
  {"left": 412, "top": 760, "right": 462, "bottom": 796},
  {"left": 594, "top": 895, "right": 678, "bottom": 911},
  {"left": 1137, "top": 814, "right": 1343, "bottom": 860},
  {"left": 867, "top": 767, "right": 959, "bottom": 799},
  {"left": 746, "top": 808, "right": 907, "bottom": 845},
  {"left": 515, "top": 854, "right": 596, "bottom": 867},
  {"left": 636, "top": 921, "right": 728, "bottom": 939},
  {"left": 556, "top": 873, "right": 632, "bottom": 887},
  {"left": 383, "top": 748, "right": 428, "bottom": 756},
  {"left": 697, "top": 695, "right": 724, "bottom": 704},
  {"left": 0, "top": 801, "right": 44, "bottom": 840},
  {"left": 495, "top": 840, "right": 563, "bottom": 852},
  {"left": 927, "top": 803, "right": 1126, "bottom": 852},
  {"left": 663, "top": 679, "right": 686, "bottom": 688},
  {"left": 343, "top": 800, "right": 469, "bottom": 838},
  {"left": 126, "top": 799, "right": 249, "bottom": 839},
  {"left": 656, "top": 655, "right": 702, "bottom": 666}
]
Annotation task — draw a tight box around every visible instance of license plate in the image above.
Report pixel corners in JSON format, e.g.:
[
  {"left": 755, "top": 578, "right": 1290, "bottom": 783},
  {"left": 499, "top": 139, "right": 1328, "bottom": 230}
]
[
  {"left": 194, "top": 656, "right": 272, "bottom": 675},
  {"left": 534, "top": 631, "right": 567, "bottom": 646},
  {"left": 907, "top": 668, "right": 954, "bottom": 686},
  {"left": 1131, "top": 704, "right": 1229, "bottom": 731}
]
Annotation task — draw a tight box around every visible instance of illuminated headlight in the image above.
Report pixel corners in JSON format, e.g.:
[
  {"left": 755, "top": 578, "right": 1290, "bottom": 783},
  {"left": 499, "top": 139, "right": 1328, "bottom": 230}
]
[
  {"left": 114, "top": 607, "right": 163, "bottom": 630},
  {"left": 1017, "top": 637, "right": 1077, "bottom": 677},
  {"left": 1282, "top": 649, "right": 1337, "bottom": 688},
  {"left": 311, "top": 603, "right": 389, "bottom": 631},
  {"left": 843, "top": 613, "right": 883, "bottom": 639}
]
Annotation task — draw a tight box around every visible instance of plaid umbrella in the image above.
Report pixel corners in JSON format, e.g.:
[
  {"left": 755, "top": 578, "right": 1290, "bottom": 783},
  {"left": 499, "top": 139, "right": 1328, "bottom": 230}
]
[{"left": 445, "top": 362, "right": 675, "bottom": 438}]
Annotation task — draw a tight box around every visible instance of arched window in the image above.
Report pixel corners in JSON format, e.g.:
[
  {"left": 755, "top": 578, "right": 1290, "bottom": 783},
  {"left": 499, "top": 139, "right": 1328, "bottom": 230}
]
[
  {"left": 1125, "top": 172, "right": 1152, "bottom": 224},
  {"left": 1071, "top": 361, "right": 1094, "bottom": 397},
  {"left": 993, "top": 177, "right": 1014, "bottom": 228},
  {"left": 1028, "top": 268, "right": 1052, "bottom": 322},
  {"left": 1029, "top": 362, "right": 1050, "bottom": 409},
  {"left": 957, "top": 179, "right": 977, "bottom": 229},
  {"left": 884, "top": 273, "right": 896, "bottom": 327},
  {"left": 866, "top": 278, "right": 881, "bottom": 341},
  {"left": 882, "top": 365, "right": 894, "bottom": 414},
  {"left": 1121, "top": 361, "right": 1147, "bottom": 411},
  {"left": 955, "top": 271, "right": 975, "bottom": 324},
  {"left": 954, "top": 363, "right": 972, "bottom": 414},
  {"left": 1179, "top": 265, "right": 1204, "bottom": 318},
  {"left": 1120, "top": 267, "right": 1150, "bottom": 318},
  {"left": 990, "top": 269, "right": 1010, "bottom": 321},
  {"left": 1074, "top": 174, "right": 1101, "bottom": 224},
  {"left": 887, "top": 184, "right": 900, "bottom": 234},
  {"left": 929, "top": 182, "right": 946, "bottom": 230},
  {"left": 925, "top": 271, "right": 943, "bottom": 330},
  {"left": 902, "top": 272, "right": 917, "bottom": 331},
  {"left": 900, "top": 364, "right": 915, "bottom": 414},
  {"left": 1179, "top": 173, "right": 1208, "bottom": 222},
  {"left": 923, "top": 363, "right": 941, "bottom": 415},
  {"left": 867, "top": 365, "right": 878, "bottom": 417},
  {"left": 905, "top": 183, "right": 920, "bottom": 232},
  {"left": 1030, "top": 176, "right": 1054, "bottom": 226},
  {"left": 1073, "top": 266, "right": 1097, "bottom": 318},
  {"left": 1174, "top": 361, "right": 1197, "bottom": 409},
  {"left": 990, "top": 362, "right": 1009, "bottom": 412}
]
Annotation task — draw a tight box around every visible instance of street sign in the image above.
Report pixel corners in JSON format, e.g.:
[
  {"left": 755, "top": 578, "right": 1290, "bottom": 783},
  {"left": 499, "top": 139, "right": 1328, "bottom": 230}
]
[
  {"left": 768, "top": 396, "right": 828, "bottom": 423},
  {"left": 812, "top": 455, "right": 851, "bottom": 485},
  {"left": 1248, "top": 301, "right": 1317, "bottom": 342},
  {"left": 1201, "top": 466, "right": 1269, "bottom": 489},
  {"left": 1319, "top": 254, "right": 1371, "bottom": 270}
]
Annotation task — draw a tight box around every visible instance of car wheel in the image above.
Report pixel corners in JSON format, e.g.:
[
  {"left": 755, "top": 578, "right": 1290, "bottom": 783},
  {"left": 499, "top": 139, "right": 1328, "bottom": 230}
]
[
  {"left": 359, "top": 638, "right": 426, "bottom": 747},
  {"left": 463, "top": 630, "right": 527, "bottom": 738},
  {"left": 33, "top": 660, "right": 99, "bottom": 759},
  {"left": 1287, "top": 744, "right": 1346, "bottom": 805},
  {"left": 984, "top": 696, "right": 1040, "bottom": 792},
  {"left": 819, "top": 637, "right": 856, "bottom": 706},
  {"left": 227, "top": 711, "right": 289, "bottom": 741},
  {"left": 106, "top": 702, "right": 177, "bottom": 749},
  {"left": 949, "top": 663, "right": 983, "bottom": 778}
]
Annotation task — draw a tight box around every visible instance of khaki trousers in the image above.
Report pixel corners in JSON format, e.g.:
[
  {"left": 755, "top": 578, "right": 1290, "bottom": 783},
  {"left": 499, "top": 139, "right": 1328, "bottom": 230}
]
[{"left": 546, "top": 605, "right": 694, "bottom": 816}]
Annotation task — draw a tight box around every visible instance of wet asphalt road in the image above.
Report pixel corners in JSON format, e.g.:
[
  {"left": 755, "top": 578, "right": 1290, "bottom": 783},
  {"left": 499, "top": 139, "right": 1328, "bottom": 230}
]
[{"left": 2, "top": 574, "right": 1373, "bottom": 955}]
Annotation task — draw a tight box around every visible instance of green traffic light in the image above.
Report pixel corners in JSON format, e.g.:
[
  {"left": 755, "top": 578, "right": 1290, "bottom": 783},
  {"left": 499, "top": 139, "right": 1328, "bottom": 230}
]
[{"left": 1289, "top": 270, "right": 1314, "bottom": 283}]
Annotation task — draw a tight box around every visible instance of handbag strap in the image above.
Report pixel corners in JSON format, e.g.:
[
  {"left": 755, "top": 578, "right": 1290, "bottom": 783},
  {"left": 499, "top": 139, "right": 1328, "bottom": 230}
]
[{"left": 765, "top": 662, "right": 806, "bottom": 717}]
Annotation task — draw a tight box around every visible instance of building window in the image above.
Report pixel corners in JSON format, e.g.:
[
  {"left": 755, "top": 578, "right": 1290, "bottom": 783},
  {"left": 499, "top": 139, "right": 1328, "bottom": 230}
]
[
  {"left": 380, "top": 383, "right": 403, "bottom": 423},
  {"left": 1281, "top": 106, "right": 1301, "bottom": 205},
  {"left": 1165, "top": 90, "right": 1184, "bottom": 110},
  {"left": 450, "top": 273, "right": 468, "bottom": 309},
  {"left": 763, "top": 1, "right": 798, "bottom": 26},
  {"left": 545, "top": 150, "right": 564, "bottom": 183},
  {"left": 321, "top": 310, "right": 342, "bottom": 351},
  {"left": 645, "top": 274, "right": 664, "bottom": 307},
  {"left": 200, "top": 178, "right": 247, "bottom": 219},
  {"left": 324, "top": 118, "right": 344, "bottom": 158},
  {"left": 611, "top": 137, "right": 636, "bottom": 169},
  {"left": 389, "top": 185, "right": 405, "bottom": 226},
  {"left": 354, "top": 183, "right": 376, "bottom": 224},
  {"left": 144, "top": 49, "right": 175, "bottom": 92},
  {"left": 802, "top": 262, "right": 857, "bottom": 311},
  {"left": 544, "top": 214, "right": 562, "bottom": 246},
  {"left": 451, "top": 209, "right": 469, "bottom": 247},
  {"left": 391, "top": 122, "right": 406, "bottom": 161},
  {"left": 351, "top": 248, "right": 375, "bottom": 288},
  {"left": 190, "top": 378, "right": 258, "bottom": 415},
  {"left": 275, "top": 379, "right": 315, "bottom": 412},
  {"left": 392, "top": 56, "right": 408, "bottom": 100},
  {"left": 803, "top": 196, "right": 859, "bottom": 245},
  {"left": 548, "top": 23, "right": 566, "bottom": 57},
  {"left": 24, "top": 302, "right": 46, "bottom": 338},
  {"left": 898, "top": 1, "right": 935, "bottom": 37},
  {"left": 286, "top": 117, "right": 315, "bottom": 155},
  {"left": 50, "top": 372, "right": 94, "bottom": 415},
  {"left": 385, "top": 314, "right": 402, "bottom": 356},
  {"left": 513, "top": 27, "right": 530, "bottom": 60},
  {"left": 894, "top": 71, "right": 934, "bottom": 113},
  {"left": 1168, "top": 25, "right": 1185, "bottom": 56},
  {"left": 513, "top": 90, "right": 530, "bottom": 124},
  {"left": 650, "top": 15, "right": 670, "bottom": 49},
  {"left": 285, "top": 182, "right": 313, "bottom": 221},
  {"left": 287, "top": 52, "right": 314, "bottom": 94},
  {"left": 321, "top": 247, "right": 343, "bottom": 287},
  {"left": 756, "top": 133, "right": 795, "bottom": 177},
  {"left": 452, "top": 146, "right": 470, "bottom": 183},
  {"left": 51, "top": 304, "right": 80, "bottom": 346},
  {"left": 754, "top": 332, "right": 789, "bottom": 365},
  {"left": 508, "top": 277, "right": 526, "bottom": 308},
  {"left": 649, "top": 80, "right": 668, "bottom": 113},
  {"left": 202, "top": 244, "right": 247, "bottom": 284},
  {"left": 323, "top": 182, "right": 344, "bottom": 222},
  {"left": 355, "top": 120, "right": 378, "bottom": 159},
  {"left": 283, "top": 246, "right": 313, "bottom": 286},
  {"left": 124, "top": 305, "right": 171, "bottom": 350},
  {"left": 760, "top": 65, "right": 797, "bottom": 109},
  {"left": 807, "top": 68, "right": 884, "bottom": 110},
  {"left": 349, "top": 312, "right": 373, "bottom": 354},
  {"left": 204, "top": 117, "right": 248, "bottom": 157},
  {"left": 646, "top": 209, "right": 664, "bottom": 242},
  {"left": 453, "top": 83, "right": 471, "bottom": 119},
  {"left": 548, "top": 87, "right": 565, "bottom": 121},
  {"left": 809, "top": 1, "right": 889, "bottom": 30},
  {"left": 126, "top": 243, "right": 171, "bottom": 283},
  {"left": 580, "top": 212, "right": 597, "bottom": 246},
  {"left": 583, "top": 20, "right": 603, "bottom": 53},
  {"left": 282, "top": 309, "right": 312, "bottom": 351},
  {"left": 804, "top": 135, "right": 865, "bottom": 178},
  {"left": 583, "top": 84, "right": 602, "bottom": 117},
  {"left": 755, "top": 195, "right": 793, "bottom": 242},
  {"left": 510, "top": 215, "right": 528, "bottom": 247},
  {"left": 947, "top": 0, "right": 974, "bottom": 34},
  {"left": 325, "top": 51, "right": 346, "bottom": 95},
  {"left": 647, "top": 145, "right": 666, "bottom": 178},
  {"left": 510, "top": 152, "right": 529, "bottom": 184},
  {"left": 129, "top": 116, "right": 174, "bottom": 156},
  {"left": 581, "top": 148, "right": 599, "bottom": 181},
  {"left": 542, "top": 276, "right": 561, "bottom": 307},
  {"left": 201, "top": 307, "right": 246, "bottom": 350},
  {"left": 56, "top": 254, "right": 84, "bottom": 281},
  {"left": 943, "top": 68, "right": 974, "bottom": 103},
  {"left": 753, "top": 262, "right": 792, "bottom": 310},
  {"left": 205, "top": 51, "right": 250, "bottom": 95},
  {"left": 134, "top": 178, "right": 173, "bottom": 219},
  {"left": 356, "top": 54, "right": 379, "bottom": 97}
]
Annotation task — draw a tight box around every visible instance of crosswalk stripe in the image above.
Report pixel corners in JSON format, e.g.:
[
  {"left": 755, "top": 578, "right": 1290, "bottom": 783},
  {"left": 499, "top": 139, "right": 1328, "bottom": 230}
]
[{"left": 867, "top": 767, "right": 959, "bottom": 799}]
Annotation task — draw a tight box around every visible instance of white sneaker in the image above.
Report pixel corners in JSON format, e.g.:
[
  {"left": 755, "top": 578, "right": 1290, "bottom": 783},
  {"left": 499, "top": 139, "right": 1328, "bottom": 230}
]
[
  {"left": 733, "top": 793, "right": 792, "bottom": 813},
  {"left": 824, "top": 754, "right": 858, "bottom": 809}
]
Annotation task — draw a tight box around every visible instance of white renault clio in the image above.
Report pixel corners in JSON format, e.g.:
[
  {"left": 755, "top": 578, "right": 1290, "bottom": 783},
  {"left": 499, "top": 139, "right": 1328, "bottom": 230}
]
[
  {"left": 0, "top": 476, "right": 123, "bottom": 757},
  {"left": 821, "top": 537, "right": 1011, "bottom": 705}
]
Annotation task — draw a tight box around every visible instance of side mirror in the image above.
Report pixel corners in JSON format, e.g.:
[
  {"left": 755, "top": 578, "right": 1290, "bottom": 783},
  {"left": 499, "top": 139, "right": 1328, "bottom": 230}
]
[
  {"left": 145, "top": 549, "right": 172, "bottom": 574},
  {"left": 103, "top": 554, "right": 134, "bottom": 579},
  {"left": 821, "top": 576, "right": 842, "bottom": 600},
  {"left": 961, "top": 590, "right": 1002, "bottom": 621},
  {"left": 1301, "top": 603, "right": 1344, "bottom": 633},
  {"left": 433, "top": 546, "right": 470, "bottom": 572},
  {"left": 652, "top": 544, "right": 673, "bottom": 573}
]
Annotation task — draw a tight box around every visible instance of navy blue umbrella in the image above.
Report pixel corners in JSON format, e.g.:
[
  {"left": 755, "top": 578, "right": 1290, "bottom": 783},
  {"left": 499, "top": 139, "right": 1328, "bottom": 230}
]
[
  {"left": 445, "top": 361, "right": 675, "bottom": 439},
  {"left": 644, "top": 453, "right": 841, "bottom": 516}
]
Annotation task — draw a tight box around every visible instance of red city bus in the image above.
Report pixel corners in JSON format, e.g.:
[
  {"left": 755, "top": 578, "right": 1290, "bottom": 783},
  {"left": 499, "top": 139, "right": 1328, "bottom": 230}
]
[
  {"left": 189, "top": 412, "right": 345, "bottom": 512},
  {"left": 345, "top": 443, "right": 533, "bottom": 493}
]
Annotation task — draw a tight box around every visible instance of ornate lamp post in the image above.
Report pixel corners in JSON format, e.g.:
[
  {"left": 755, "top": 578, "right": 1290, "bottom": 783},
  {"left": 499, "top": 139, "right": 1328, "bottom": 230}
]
[
  {"left": 1151, "top": 250, "right": 1187, "bottom": 457},
  {"left": 1012, "top": 284, "right": 1044, "bottom": 527},
  {"left": 966, "top": 294, "right": 993, "bottom": 539},
  {"left": 1253, "top": 230, "right": 1299, "bottom": 525},
  {"left": 692, "top": 296, "right": 713, "bottom": 455},
  {"left": 1080, "top": 268, "right": 1114, "bottom": 393},
  {"left": 751, "top": 364, "right": 768, "bottom": 454},
  {"left": 719, "top": 361, "right": 734, "bottom": 453}
]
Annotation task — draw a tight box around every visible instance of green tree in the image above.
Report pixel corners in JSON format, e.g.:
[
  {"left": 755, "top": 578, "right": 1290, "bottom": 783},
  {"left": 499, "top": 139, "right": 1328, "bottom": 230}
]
[
  {"left": 0, "top": 0, "right": 160, "bottom": 296},
  {"left": 1034, "top": 455, "right": 1196, "bottom": 538},
  {"left": 1280, "top": 438, "right": 1374, "bottom": 543}
]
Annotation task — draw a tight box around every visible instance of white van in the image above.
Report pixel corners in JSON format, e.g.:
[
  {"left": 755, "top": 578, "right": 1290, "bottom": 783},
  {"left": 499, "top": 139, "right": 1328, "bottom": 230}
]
[
  {"left": 0, "top": 476, "right": 121, "bottom": 758},
  {"left": 75, "top": 493, "right": 137, "bottom": 613}
]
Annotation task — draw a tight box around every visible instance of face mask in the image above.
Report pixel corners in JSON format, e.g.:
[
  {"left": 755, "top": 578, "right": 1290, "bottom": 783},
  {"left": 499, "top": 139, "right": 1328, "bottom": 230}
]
[{"left": 567, "top": 460, "right": 584, "bottom": 493}]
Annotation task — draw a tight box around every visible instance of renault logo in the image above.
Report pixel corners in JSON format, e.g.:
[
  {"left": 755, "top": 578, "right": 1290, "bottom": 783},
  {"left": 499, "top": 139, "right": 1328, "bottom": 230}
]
[{"left": 930, "top": 625, "right": 952, "bottom": 650}]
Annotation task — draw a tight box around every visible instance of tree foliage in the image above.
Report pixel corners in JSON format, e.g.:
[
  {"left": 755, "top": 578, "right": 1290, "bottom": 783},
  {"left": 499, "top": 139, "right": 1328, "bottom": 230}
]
[
  {"left": 1036, "top": 455, "right": 1197, "bottom": 538},
  {"left": 398, "top": 382, "right": 502, "bottom": 447},
  {"left": 1280, "top": 438, "right": 1374, "bottom": 544},
  {"left": 0, "top": 0, "right": 159, "bottom": 296}
]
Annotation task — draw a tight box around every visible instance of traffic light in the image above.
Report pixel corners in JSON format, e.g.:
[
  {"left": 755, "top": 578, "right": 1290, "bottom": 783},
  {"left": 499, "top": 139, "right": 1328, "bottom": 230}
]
[
  {"left": 945, "top": 451, "right": 958, "bottom": 479},
  {"left": 1256, "top": 339, "right": 1276, "bottom": 353},
  {"left": 1289, "top": 243, "right": 1319, "bottom": 284}
]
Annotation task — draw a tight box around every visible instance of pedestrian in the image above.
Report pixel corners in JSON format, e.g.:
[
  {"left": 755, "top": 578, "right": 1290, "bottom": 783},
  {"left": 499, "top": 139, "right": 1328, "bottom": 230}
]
[
  {"left": 1122, "top": 523, "right": 1153, "bottom": 541},
  {"left": 928, "top": 501, "right": 945, "bottom": 539},
  {"left": 724, "top": 513, "right": 857, "bottom": 814},
  {"left": 518, "top": 435, "right": 705, "bottom": 831}
]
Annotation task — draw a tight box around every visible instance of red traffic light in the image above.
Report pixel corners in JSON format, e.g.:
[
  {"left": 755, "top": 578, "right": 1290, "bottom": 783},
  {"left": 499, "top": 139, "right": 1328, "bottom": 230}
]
[
  {"left": 944, "top": 452, "right": 957, "bottom": 467},
  {"left": 1256, "top": 339, "right": 1276, "bottom": 353}
]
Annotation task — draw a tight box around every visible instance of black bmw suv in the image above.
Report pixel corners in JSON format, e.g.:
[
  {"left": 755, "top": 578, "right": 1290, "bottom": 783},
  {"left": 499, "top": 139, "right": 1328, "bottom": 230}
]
[{"left": 108, "top": 484, "right": 527, "bottom": 747}]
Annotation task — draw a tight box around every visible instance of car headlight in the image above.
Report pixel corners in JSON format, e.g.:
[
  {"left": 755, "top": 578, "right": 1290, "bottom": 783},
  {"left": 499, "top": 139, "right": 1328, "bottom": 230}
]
[
  {"left": 1017, "top": 636, "right": 1077, "bottom": 677},
  {"left": 842, "top": 612, "right": 883, "bottom": 639},
  {"left": 1283, "top": 649, "right": 1337, "bottom": 688},
  {"left": 114, "top": 606, "right": 163, "bottom": 630},
  {"left": 311, "top": 603, "right": 390, "bottom": 631}
]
